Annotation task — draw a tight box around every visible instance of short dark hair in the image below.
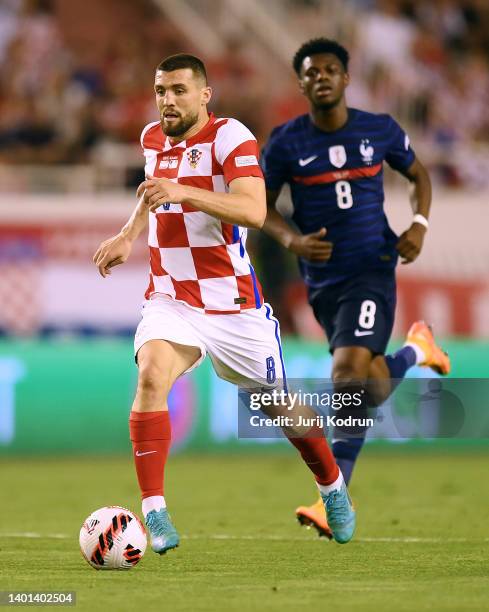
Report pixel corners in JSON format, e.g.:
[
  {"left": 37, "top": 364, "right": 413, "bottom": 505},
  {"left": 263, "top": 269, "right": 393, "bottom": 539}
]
[
  {"left": 293, "top": 38, "right": 349, "bottom": 75},
  {"left": 157, "top": 53, "right": 207, "bottom": 84}
]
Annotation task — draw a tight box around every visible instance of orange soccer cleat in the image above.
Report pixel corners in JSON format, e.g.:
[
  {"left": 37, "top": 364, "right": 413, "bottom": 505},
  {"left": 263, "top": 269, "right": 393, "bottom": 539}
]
[
  {"left": 406, "top": 321, "right": 451, "bottom": 375},
  {"left": 296, "top": 497, "right": 333, "bottom": 539}
]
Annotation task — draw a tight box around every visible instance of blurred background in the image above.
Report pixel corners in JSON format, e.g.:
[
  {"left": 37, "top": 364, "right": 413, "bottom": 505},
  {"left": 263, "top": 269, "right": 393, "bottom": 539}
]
[{"left": 1, "top": 0, "right": 488, "bottom": 454}]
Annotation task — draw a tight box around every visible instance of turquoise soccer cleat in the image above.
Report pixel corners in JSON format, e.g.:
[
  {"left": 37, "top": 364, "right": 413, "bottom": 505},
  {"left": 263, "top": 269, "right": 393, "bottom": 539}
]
[
  {"left": 145, "top": 508, "right": 180, "bottom": 554},
  {"left": 321, "top": 482, "right": 356, "bottom": 544}
]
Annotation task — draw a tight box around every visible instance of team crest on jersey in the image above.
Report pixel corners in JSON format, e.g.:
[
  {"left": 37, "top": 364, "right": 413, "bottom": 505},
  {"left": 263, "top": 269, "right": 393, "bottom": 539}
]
[
  {"left": 187, "top": 148, "right": 202, "bottom": 169},
  {"left": 159, "top": 156, "right": 179, "bottom": 170},
  {"left": 359, "top": 139, "right": 374, "bottom": 165},
  {"left": 328, "top": 145, "right": 347, "bottom": 168}
]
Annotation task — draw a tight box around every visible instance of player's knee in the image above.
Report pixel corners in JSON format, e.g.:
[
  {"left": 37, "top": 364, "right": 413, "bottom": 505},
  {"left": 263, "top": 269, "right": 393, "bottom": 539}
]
[{"left": 136, "top": 362, "right": 170, "bottom": 400}]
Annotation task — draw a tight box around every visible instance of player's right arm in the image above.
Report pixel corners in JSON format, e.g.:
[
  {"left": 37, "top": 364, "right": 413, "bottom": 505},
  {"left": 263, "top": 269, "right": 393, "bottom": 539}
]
[
  {"left": 261, "top": 124, "right": 332, "bottom": 262},
  {"left": 263, "top": 190, "right": 332, "bottom": 262},
  {"left": 94, "top": 122, "right": 160, "bottom": 277},
  {"left": 93, "top": 194, "right": 148, "bottom": 278}
]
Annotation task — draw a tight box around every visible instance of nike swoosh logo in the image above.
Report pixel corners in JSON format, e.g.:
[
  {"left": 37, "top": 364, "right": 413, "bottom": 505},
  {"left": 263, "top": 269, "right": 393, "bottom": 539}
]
[
  {"left": 354, "top": 329, "right": 374, "bottom": 337},
  {"left": 135, "top": 450, "right": 157, "bottom": 457},
  {"left": 298, "top": 155, "right": 318, "bottom": 167}
]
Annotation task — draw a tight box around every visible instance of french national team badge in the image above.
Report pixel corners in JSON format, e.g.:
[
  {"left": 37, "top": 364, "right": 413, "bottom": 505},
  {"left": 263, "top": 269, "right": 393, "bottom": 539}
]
[
  {"left": 328, "top": 145, "right": 347, "bottom": 168},
  {"left": 187, "top": 148, "right": 202, "bottom": 169},
  {"left": 359, "top": 139, "right": 374, "bottom": 165}
]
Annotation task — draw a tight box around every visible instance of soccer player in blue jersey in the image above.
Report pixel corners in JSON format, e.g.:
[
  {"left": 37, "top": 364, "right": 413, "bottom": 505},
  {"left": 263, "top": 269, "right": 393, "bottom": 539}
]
[{"left": 261, "top": 38, "right": 451, "bottom": 538}]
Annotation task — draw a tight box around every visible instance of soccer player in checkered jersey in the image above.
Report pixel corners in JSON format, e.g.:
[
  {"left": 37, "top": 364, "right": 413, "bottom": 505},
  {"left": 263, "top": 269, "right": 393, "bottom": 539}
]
[
  {"left": 93, "top": 53, "right": 355, "bottom": 552},
  {"left": 261, "top": 39, "right": 451, "bottom": 538}
]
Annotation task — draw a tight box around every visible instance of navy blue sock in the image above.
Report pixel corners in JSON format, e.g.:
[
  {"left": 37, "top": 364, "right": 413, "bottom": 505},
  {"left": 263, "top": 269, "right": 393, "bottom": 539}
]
[
  {"left": 332, "top": 436, "right": 365, "bottom": 486},
  {"left": 384, "top": 346, "right": 417, "bottom": 380}
]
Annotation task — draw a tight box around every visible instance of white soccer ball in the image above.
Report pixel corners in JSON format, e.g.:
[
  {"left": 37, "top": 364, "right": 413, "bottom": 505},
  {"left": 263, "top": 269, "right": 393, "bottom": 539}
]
[{"left": 79, "top": 506, "right": 147, "bottom": 570}]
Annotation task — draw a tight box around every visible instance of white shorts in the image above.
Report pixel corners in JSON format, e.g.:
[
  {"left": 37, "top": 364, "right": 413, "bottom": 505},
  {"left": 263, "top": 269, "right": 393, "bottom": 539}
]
[{"left": 134, "top": 294, "right": 286, "bottom": 389}]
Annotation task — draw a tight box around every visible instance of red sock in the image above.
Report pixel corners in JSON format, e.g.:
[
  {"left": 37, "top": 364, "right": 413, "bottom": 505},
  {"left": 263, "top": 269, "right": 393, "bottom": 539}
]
[
  {"left": 287, "top": 426, "right": 339, "bottom": 485},
  {"left": 129, "top": 410, "right": 171, "bottom": 499}
]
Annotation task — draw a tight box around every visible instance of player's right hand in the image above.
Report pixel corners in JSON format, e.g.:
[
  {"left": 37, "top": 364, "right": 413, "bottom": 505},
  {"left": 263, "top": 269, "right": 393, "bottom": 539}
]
[
  {"left": 93, "top": 233, "right": 133, "bottom": 278},
  {"left": 289, "top": 228, "right": 333, "bottom": 262}
]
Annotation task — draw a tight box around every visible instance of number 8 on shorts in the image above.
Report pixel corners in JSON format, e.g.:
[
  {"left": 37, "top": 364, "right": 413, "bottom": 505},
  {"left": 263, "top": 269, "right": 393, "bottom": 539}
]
[{"left": 358, "top": 300, "right": 376, "bottom": 330}]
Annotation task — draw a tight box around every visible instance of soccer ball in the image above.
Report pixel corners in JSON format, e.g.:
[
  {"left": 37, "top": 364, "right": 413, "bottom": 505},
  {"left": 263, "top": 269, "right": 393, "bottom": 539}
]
[{"left": 79, "top": 506, "right": 147, "bottom": 570}]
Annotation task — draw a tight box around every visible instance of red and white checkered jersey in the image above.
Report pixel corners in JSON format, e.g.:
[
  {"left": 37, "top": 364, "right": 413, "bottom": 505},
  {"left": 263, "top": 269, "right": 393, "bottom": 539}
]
[{"left": 140, "top": 113, "right": 264, "bottom": 314}]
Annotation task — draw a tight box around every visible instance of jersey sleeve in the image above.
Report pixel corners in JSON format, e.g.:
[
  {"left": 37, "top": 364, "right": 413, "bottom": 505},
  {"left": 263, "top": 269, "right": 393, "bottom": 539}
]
[
  {"left": 214, "top": 119, "right": 263, "bottom": 185},
  {"left": 261, "top": 127, "right": 288, "bottom": 191},
  {"left": 384, "top": 116, "right": 416, "bottom": 172}
]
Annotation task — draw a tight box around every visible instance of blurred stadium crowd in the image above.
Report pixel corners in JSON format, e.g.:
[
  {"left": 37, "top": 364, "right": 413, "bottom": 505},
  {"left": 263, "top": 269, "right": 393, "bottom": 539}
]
[{"left": 0, "top": 0, "right": 488, "bottom": 187}]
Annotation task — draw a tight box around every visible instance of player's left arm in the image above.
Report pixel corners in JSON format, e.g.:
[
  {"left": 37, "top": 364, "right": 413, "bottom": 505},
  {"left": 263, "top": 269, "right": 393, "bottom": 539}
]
[
  {"left": 136, "top": 175, "right": 266, "bottom": 229},
  {"left": 396, "top": 157, "right": 432, "bottom": 265}
]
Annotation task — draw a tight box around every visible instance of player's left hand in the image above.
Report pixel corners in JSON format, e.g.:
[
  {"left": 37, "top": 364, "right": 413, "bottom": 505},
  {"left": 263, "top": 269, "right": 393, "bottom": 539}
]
[
  {"left": 396, "top": 223, "right": 426, "bottom": 264},
  {"left": 137, "top": 176, "right": 188, "bottom": 212}
]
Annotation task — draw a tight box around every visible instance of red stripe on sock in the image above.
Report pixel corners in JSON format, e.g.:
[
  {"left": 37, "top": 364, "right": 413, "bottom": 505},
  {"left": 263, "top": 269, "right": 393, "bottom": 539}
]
[{"left": 129, "top": 410, "right": 171, "bottom": 499}]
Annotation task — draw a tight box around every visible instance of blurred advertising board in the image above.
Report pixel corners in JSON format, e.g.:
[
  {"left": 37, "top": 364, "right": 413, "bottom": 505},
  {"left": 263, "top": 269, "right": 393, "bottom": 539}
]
[{"left": 0, "top": 338, "right": 488, "bottom": 454}]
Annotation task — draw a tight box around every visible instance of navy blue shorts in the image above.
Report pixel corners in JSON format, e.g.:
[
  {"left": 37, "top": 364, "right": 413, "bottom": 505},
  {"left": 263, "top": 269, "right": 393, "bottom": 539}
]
[{"left": 309, "top": 269, "right": 396, "bottom": 356}]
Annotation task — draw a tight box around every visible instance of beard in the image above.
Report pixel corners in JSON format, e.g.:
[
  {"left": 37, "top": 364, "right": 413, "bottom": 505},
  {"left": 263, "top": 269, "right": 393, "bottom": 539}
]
[{"left": 161, "top": 110, "right": 199, "bottom": 137}]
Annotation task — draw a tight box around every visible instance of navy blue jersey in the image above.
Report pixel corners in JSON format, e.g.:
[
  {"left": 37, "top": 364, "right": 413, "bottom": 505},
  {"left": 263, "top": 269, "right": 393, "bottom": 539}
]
[{"left": 261, "top": 108, "right": 415, "bottom": 288}]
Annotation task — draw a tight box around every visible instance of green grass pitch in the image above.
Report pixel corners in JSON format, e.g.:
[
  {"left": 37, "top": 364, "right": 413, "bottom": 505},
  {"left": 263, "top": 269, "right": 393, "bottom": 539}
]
[{"left": 1, "top": 451, "right": 488, "bottom": 611}]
